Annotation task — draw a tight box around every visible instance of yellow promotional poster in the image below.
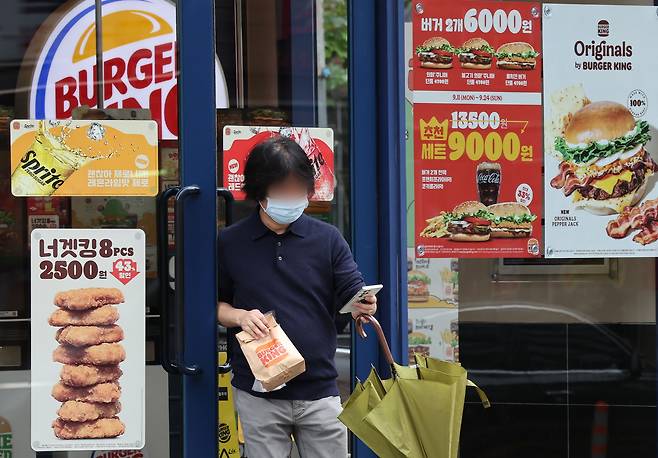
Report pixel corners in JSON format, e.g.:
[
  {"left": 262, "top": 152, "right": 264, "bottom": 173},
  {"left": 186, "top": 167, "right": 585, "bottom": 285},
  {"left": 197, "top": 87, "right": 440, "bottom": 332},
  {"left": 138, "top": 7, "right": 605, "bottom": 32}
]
[
  {"left": 10, "top": 119, "right": 158, "bottom": 197},
  {"left": 218, "top": 350, "right": 240, "bottom": 458}
]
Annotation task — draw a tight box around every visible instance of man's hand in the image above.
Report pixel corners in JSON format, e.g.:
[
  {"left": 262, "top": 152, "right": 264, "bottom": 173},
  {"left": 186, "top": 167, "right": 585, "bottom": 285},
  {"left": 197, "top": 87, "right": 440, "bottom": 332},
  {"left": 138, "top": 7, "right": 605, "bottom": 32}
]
[
  {"left": 351, "top": 294, "right": 377, "bottom": 320},
  {"left": 238, "top": 309, "right": 270, "bottom": 339}
]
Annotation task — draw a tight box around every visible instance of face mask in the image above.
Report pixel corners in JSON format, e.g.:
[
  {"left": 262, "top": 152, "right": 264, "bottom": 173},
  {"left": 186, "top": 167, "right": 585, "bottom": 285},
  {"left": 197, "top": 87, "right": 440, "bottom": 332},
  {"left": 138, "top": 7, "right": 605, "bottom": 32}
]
[{"left": 261, "top": 197, "right": 309, "bottom": 225}]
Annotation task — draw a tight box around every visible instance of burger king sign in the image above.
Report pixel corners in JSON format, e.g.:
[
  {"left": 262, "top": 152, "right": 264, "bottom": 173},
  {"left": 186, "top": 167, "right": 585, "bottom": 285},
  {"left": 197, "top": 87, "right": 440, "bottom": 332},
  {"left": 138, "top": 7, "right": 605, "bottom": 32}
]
[{"left": 21, "top": 0, "right": 229, "bottom": 139}]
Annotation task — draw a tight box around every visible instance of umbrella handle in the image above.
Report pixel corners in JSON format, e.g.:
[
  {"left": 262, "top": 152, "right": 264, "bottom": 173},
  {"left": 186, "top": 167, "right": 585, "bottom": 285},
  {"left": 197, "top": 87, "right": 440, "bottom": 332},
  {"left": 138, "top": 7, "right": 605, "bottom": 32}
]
[{"left": 355, "top": 314, "right": 396, "bottom": 366}]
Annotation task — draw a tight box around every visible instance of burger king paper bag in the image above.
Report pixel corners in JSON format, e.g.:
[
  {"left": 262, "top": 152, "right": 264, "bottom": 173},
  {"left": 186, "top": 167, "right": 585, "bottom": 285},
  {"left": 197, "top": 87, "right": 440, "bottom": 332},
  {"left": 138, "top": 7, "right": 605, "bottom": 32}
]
[{"left": 235, "top": 313, "right": 305, "bottom": 392}]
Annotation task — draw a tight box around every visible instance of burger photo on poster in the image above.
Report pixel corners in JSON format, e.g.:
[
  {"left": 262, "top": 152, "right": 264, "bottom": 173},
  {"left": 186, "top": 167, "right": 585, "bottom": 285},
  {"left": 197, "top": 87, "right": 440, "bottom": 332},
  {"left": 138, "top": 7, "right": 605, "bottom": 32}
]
[
  {"left": 456, "top": 38, "right": 494, "bottom": 70},
  {"left": 548, "top": 87, "right": 658, "bottom": 246},
  {"left": 495, "top": 42, "right": 539, "bottom": 70},
  {"left": 416, "top": 36, "right": 454, "bottom": 69},
  {"left": 445, "top": 201, "right": 492, "bottom": 242},
  {"left": 407, "top": 270, "right": 431, "bottom": 302},
  {"left": 550, "top": 100, "right": 656, "bottom": 215},
  {"left": 489, "top": 202, "right": 536, "bottom": 238}
]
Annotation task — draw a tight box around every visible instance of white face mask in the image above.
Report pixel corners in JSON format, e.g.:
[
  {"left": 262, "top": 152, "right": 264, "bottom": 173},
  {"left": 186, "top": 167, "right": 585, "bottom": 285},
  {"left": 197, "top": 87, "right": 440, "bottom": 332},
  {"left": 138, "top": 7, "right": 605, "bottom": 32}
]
[{"left": 261, "top": 197, "right": 309, "bottom": 224}]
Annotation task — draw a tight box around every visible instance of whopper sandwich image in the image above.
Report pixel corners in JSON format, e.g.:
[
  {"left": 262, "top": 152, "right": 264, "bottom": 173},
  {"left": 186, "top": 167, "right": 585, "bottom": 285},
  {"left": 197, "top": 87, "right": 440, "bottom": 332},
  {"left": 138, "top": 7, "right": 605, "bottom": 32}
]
[
  {"left": 550, "top": 101, "right": 657, "bottom": 215},
  {"left": 457, "top": 38, "right": 494, "bottom": 69},
  {"left": 445, "top": 201, "right": 492, "bottom": 242},
  {"left": 408, "top": 270, "right": 431, "bottom": 302},
  {"left": 416, "top": 36, "right": 454, "bottom": 69},
  {"left": 488, "top": 202, "right": 536, "bottom": 238},
  {"left": 495, "top": 42, "right": 539, "bottom": 70}
]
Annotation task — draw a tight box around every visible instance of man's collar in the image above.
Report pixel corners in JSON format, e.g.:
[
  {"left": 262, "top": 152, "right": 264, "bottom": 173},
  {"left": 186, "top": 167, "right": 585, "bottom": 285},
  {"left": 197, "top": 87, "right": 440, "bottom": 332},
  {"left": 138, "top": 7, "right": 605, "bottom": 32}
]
[{"left": 250, "top": 208, "right": 309, "bottom": 240}]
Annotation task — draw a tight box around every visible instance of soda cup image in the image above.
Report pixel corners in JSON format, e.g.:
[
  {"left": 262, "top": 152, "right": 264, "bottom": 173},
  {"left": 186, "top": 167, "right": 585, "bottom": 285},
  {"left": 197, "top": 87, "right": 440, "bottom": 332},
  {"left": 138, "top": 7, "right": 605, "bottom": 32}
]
[{"left": 11, "top": 121, "right": 100, "bottom": 196}]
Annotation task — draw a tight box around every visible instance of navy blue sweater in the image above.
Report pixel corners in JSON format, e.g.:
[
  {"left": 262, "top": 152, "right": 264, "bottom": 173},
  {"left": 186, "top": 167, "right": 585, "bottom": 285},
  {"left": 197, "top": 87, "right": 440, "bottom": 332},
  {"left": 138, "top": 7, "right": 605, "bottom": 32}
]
[{"left": 218, "top": 210, "right": 364, "bottom": 400}]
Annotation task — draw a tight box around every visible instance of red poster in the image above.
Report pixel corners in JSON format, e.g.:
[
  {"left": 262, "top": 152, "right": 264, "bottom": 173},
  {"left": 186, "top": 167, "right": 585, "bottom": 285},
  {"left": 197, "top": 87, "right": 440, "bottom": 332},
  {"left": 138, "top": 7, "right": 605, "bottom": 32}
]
[
  {"left": 223, "top": 126, "right": 335, "bottom": 201},
  {"left": 412, "top": 0, "right": 543, "bottom": 259},
  {"left": 414, "top": 104, "right": 543, "bottom": 258},
  {"left": 413, "top": 1, "right": 542, "bottom": 94}
]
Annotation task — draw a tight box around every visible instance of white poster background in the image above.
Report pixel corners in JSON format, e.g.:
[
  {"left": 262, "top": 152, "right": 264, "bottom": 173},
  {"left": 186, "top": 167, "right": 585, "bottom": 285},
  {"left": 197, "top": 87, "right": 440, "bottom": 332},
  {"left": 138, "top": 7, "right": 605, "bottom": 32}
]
[
  {"left": 31, "top": 229, "right": 145, "bottom": 451},
  {"left": 543, "top": 4, "right": 658, "bottom": 258}
]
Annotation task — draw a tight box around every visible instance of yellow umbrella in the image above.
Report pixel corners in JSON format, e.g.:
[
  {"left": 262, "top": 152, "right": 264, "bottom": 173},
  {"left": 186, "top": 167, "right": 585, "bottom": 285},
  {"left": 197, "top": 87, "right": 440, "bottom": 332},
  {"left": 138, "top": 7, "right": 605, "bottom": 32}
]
[{"left": 339, "top": 315, "right": 490, "bottom": 458}]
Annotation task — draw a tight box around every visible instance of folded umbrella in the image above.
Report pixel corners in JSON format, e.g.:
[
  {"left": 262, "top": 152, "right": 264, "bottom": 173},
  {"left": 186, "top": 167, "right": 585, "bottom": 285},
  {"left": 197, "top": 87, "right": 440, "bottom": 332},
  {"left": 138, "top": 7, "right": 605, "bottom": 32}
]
[{"left": 339, "top": 315, "right": 490, "bottom": 458}]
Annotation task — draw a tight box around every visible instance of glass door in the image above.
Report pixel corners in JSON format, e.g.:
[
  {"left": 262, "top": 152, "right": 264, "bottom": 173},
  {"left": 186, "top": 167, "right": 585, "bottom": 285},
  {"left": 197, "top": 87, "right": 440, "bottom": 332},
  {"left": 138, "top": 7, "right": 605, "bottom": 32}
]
[{"left": 0, "top": 0, "right": 223, "bottom": 456}]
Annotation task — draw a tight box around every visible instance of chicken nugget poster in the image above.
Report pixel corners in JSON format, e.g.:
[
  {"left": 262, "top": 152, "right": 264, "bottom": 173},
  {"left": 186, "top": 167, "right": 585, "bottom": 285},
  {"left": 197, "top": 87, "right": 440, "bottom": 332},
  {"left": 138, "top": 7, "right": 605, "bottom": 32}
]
[
  {"left": 543, "top": 5, "right": 658, "bottom": 257},
  {"left": 31, "top": 229, "right": 145, "bottom": 451},
  {"left": 412, "top": 0, "right": 543, "bottom": 258}
]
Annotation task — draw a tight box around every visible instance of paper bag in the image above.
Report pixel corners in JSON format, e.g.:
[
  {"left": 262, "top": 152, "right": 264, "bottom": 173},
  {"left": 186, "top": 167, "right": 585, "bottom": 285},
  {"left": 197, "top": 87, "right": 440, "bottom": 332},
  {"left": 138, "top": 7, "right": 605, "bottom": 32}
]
[{"left": 235, "top": 313, "right": 306, "bottom": 392}]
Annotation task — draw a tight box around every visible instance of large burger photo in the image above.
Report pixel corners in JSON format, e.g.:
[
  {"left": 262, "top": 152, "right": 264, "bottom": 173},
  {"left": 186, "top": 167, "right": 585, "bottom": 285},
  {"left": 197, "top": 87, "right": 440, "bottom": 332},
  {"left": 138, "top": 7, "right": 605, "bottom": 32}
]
[
  {"left": 457, "top": 38, "right": 494, "bottom": 69},
  {"left": 495, "top": 42, "right": 539, "bottom": 70},
  {"left": 488, "top": 202, "right": 536, "bottom": 238},
  {"left": 445, "top": 201, "right": 491, "bottom": 242},
  {"left": 407, "top": 270, "right": 430, "bottom": 302},
  {"left": 416, "top": 37, "right": 454, "bottom": 69},
  {"left": 550, "top": 101, "right": 656, "bottom": 215}
]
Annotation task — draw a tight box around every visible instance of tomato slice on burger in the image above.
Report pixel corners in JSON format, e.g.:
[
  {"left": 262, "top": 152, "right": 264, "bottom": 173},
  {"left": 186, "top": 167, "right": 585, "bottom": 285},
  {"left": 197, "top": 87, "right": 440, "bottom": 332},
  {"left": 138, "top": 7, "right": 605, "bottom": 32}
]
[
  {"left": 463, "top": 216, "right": 491, "bottom": 226},
  {"left": 472, "top": 49, "right": 491, "bottom": 57},
  {"left": 432, "top": 49, "right": 453, "bottom": 58}
]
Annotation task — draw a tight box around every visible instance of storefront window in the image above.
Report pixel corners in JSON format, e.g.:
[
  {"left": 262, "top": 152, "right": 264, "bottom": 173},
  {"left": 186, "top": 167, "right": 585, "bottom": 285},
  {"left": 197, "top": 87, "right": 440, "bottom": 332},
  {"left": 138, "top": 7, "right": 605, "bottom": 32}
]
[{"left": 405, "top": 0, "right": 656, "bottom": 456}]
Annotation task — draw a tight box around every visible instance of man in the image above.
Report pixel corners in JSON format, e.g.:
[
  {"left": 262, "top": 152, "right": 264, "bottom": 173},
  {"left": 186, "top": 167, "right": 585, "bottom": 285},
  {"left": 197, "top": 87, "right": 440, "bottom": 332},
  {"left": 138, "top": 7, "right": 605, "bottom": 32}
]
[{"left": 217, "top": 136, "right": 376, "bottom": 458}]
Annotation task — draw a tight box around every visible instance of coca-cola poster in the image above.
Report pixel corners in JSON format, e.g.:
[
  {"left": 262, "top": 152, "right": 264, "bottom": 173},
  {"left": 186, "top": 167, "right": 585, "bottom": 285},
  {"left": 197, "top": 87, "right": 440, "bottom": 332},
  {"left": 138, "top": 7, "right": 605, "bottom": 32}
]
[
  {"left": 543, "top": 5, "right": 658, "bottom": 257},
  {"left": 412, "top": 0, "right": 543, "bottom": 258},
  {"left": 222, "top": 126, "right": 335, "bottom": 201}
]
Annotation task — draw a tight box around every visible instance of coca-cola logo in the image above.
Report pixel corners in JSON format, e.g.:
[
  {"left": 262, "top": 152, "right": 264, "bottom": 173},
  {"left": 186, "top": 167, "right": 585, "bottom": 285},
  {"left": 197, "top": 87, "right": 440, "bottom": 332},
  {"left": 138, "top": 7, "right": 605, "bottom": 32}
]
[{"left": 477, "top": 172, "right": 500, "bottom": 184}]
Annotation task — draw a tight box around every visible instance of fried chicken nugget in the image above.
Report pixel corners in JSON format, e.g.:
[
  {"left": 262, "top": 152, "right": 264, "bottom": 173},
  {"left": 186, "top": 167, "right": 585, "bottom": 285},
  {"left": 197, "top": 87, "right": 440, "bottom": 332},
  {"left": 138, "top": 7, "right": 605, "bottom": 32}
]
[
  {"left": 53, "top": 343, "right": 126, "bottom": 366},
  {"left": 57, "top": 401, "right": 122, "bottom": 422},
  {"left": 52, "top": 417, "right": 125, "bottom": 439},
  {"left": 52, "top": 382, "right": 121, "bottom": 403},
  {"left": 48, "top": 305, "right": 119, "bottom": 327},
  {"left": 60, "top": 365, "right": 123, "bottom": 387},
  {"left": 54, "top": 287, "right": 124, "bottom": 310},
  {"left": 56, "top": 325, "right": 124, "bottom": 347}
]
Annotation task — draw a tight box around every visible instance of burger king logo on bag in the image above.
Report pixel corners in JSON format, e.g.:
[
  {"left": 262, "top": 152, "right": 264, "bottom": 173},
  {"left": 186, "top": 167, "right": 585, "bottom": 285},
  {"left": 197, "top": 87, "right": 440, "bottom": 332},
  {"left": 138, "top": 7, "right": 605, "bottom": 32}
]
[
  {"left": 255, "top": 339, "right": 288, "bottom": 368},
  {"left": 21, "top": 0, "right": 229, "bottom": 139}
]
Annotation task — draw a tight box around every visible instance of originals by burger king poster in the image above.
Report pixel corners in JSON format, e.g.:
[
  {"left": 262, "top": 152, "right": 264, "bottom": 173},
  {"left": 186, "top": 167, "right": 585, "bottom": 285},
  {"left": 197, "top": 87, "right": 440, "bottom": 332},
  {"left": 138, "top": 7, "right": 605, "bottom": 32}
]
[
  {"left": 412, "top": 1, "right": 543, "bottom": 258},
  {"left": 543, "top": 5, "right": 658, "bottom": 258}
]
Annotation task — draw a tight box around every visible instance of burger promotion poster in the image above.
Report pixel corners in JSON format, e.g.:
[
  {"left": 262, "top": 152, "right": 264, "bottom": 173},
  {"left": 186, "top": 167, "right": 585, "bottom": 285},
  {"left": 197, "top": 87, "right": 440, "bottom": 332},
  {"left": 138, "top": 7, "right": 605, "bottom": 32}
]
[
  {"left": 412, "top": 0, "right": 543, "bottom": 258},
  {"left": 414, "top": 102, "right": 543, "bottom": 258},
  {"left": 30, "top": 229, "right": 145, "bottom": 451},
  {"left": 412, "top": 1, "right": 542, "bottom": 95},
  {"left": 543, "top": 4, "right": 658, "bottom": 257},
  {"left": 223, "top": 126, "right": 335, "bottom": 201}
]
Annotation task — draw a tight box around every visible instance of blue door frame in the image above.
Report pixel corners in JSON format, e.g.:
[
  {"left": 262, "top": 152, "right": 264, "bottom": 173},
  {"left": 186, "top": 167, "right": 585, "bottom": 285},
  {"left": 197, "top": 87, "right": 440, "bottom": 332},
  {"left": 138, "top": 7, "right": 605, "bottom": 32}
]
[
  {"left": 177, "top": 1, "right": 218, "bottom": 457},
  {"left": 176, "top": 0, "right": 405, "bottom": 456},
  {"left": 349, "top": 0, "right": 407, "bottom": 456}
]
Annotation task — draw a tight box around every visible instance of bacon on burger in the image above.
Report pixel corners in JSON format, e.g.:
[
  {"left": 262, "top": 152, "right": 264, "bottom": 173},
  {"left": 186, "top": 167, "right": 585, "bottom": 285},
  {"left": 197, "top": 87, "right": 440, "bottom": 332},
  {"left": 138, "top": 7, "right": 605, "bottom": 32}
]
[
  {"left": 416, "top": 36, "right": 454, "bottom": 69},
  {"left": 495, "top": 42, "right": 539, "bottom": 70},
  {"left": 446, "top": 201, "right": 491, "bottom": 242},
  {"left": 550, "top": 101, "right": 657, "bottom": 215},
  {"left": 457, "top": 38, "right": 494, "bottom": 69}
]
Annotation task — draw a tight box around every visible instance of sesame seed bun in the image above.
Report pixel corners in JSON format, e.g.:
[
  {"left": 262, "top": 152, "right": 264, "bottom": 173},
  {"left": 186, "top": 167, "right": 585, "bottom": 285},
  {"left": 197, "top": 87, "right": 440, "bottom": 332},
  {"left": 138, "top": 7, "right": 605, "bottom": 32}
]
[
  {"left": 452, "top": 201, "right": 488, "bottom": 214},
  {"left": 488, "top": 202, "right": 532, "bottom": 218},
  {"left": 496, "top": 41, "right": 535, "bottom": 55},
  {"left": 564, "top": 101, "right": 636, "bottom": 145},
  {"left": 462, "top": 37, "right": 491, "bottom": 50},
  {"left": 422, "top": 36, "right": 452, "bottom": 49}
]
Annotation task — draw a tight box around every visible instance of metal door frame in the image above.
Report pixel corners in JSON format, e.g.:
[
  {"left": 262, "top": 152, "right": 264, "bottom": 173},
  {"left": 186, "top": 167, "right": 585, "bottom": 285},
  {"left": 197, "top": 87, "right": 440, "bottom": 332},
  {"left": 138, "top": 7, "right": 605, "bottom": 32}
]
[{"left": 177, "top": 1, "right": 219, "bottom": 456}]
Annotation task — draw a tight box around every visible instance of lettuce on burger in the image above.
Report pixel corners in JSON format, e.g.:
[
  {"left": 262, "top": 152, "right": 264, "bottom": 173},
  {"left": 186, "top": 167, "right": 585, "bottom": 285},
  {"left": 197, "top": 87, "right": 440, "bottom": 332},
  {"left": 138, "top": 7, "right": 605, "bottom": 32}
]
[{"left": 550, "top": 101, "right": 657, "bottom": 214}]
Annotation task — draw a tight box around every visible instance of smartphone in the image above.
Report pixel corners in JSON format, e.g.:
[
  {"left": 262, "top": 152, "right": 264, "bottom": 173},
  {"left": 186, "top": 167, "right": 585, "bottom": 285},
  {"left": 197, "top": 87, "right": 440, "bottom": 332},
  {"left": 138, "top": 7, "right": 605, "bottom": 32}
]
[{"left": 339, "top": 284, "right": 383, "bottom": 314}]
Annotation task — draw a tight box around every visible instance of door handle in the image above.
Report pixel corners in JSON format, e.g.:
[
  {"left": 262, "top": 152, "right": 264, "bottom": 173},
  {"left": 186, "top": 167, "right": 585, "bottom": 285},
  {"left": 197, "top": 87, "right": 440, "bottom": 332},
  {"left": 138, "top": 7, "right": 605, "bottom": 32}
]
[
  {"left": 175, "top": 185, "right": 202, "bottom": 375},
  {"left": 157, "top": 186, "right": 180, "bottom": 374},
  {"left": 217, "top": 187, "right": 234, "bottom": 226},
  {"left": 217, "top": 187, "right": 234, "bottom": 375}
]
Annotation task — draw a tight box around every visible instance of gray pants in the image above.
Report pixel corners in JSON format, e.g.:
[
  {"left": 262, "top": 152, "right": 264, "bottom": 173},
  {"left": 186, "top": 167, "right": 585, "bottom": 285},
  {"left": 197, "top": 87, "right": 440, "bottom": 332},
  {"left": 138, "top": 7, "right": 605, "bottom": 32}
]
[{"left": 234, "top": 388, "right": 347, "bottom": 458}]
